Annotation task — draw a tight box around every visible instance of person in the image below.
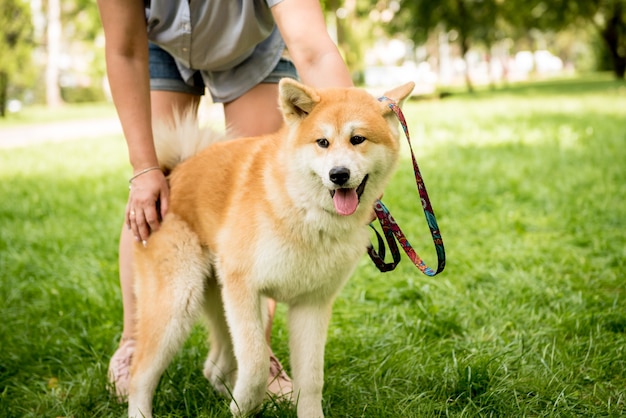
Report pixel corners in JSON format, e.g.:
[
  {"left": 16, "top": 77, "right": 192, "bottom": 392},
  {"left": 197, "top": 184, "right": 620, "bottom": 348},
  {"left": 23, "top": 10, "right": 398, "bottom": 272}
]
[{"left": 97, "top": 0, "right": 353, "bottom": 400}]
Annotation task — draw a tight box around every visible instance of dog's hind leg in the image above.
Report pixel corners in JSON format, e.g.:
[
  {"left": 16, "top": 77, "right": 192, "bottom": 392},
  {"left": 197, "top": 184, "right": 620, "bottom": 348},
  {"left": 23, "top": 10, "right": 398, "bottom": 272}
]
[
  {"left": 202, "top": 279, "right": 237, "bottom": 397},
  {"left": 288, "top": 301, "right": 333, "bottom": 418},
  {"left": 128, "top": 217, "right": 208, "bottom": 418}
]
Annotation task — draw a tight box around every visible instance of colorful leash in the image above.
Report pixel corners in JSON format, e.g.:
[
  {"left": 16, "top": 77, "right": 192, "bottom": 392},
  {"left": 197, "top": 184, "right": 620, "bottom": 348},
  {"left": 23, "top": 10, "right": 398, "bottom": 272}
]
[{"left": 367, "top": 96, "right": 446, "bottom": 276}]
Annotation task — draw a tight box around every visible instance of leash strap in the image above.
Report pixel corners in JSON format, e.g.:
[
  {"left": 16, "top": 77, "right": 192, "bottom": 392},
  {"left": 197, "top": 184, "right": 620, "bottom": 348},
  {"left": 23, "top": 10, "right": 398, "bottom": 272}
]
[
  {"left": 367, "top": 212, "right": 401, "bottom": 272},
  {"left": 367, "top": 96, "right": 446, "bottom": 276}
]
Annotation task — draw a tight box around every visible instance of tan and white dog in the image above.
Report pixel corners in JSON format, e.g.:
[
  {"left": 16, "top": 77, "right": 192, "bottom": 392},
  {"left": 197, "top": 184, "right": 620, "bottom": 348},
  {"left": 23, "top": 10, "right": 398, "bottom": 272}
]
[{"left": 127, "top": 79, "right": 414, "bottom": 418}]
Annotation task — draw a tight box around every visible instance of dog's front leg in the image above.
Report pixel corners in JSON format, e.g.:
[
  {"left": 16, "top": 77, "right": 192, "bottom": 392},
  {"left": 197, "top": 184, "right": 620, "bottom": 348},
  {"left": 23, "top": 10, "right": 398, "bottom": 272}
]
[
  {"left": 288, "top": 301, "right": 333, "bottom": 418},
  {"left": 221, "top": 281, "right": 268, "bottom": 416}
]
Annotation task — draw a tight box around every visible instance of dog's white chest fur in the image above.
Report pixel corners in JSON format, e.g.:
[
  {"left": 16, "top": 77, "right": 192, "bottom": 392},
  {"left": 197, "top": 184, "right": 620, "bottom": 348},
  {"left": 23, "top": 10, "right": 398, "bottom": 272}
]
[{"left": 249, "top": 224, "right": 369, "bottom": 303}]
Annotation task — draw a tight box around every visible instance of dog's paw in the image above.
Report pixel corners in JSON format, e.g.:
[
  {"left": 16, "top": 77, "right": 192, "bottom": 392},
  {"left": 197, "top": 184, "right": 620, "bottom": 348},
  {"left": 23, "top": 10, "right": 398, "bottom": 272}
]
[
  {"left": 228, "top": 374, "right": 267, "bottom": 417},
  {"left": 203, "top": 356, "right": 236, "bottom": 398},
  {"left": 229, "top": 397, "right": 263, "bottom": 418}
]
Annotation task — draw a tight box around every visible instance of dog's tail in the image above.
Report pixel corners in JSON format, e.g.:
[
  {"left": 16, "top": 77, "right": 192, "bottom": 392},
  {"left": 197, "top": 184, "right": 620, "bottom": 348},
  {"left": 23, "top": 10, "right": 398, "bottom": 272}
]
[{"left": 153, "top": 109, "right": 227, "bottom": 173}]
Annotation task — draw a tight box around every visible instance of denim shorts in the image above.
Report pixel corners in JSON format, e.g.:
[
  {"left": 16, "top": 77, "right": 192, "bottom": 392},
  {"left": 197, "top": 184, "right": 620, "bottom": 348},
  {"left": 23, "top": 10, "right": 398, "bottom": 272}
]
[{"left": 148, "top": 43, "right": 299, "bottom": 102}]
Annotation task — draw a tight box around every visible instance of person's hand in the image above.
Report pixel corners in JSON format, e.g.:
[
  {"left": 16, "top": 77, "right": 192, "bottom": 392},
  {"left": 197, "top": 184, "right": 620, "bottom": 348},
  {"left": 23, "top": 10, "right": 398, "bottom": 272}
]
[{"left": 127, "top": 168, "right": 169, "bottom": 245}]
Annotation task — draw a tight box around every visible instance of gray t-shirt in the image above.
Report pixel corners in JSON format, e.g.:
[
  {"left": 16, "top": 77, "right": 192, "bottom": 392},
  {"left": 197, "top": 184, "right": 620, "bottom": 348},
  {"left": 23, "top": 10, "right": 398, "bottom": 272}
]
[{"left": 146, "top": 0, "right": 285, "bottom": 101}]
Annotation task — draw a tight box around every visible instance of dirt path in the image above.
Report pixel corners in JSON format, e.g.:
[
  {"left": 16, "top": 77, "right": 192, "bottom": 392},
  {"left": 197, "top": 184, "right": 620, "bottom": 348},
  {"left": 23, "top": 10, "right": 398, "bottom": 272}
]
[{"left": 0, "top": 117, "right": 123, "bottom": 149}]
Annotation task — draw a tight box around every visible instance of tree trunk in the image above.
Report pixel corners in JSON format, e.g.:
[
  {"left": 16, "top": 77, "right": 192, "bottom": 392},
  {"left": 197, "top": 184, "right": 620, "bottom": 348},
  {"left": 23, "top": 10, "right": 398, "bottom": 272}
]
[
  {"left": 46, "top": 0, "right": 63, "bottom": 107},
  {"left": 459, "top": 32, "right": 474, "bottom": 93},
  {"left": 600, "top": 1, "right": 626, "bottom": 79},
  {"left": 456, "top": 0, "right": 474, "bottom": 93},
  {"left": 0, "top": 72, "right": 7, "bottom": 118},
  {"left": 611, "top": 54, "right": 626, "bottom": 79}
]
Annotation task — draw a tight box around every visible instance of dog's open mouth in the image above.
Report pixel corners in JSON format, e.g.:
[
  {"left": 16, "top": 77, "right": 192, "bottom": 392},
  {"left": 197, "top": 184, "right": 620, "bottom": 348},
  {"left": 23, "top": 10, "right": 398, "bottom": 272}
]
[{"left": 329, "top": 174, "right": 369, "bottom": 216}]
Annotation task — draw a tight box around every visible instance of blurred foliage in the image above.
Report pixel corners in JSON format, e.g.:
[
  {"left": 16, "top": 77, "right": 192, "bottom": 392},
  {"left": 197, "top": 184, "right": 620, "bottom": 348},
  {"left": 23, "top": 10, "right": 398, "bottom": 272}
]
[
  {"left": 1, "top": 0, "right": 623, "bottom": 112},
  {"left": 0, "top": 0, "right": 34, "bottom": 116},
  {"left": 27, "top": 0, "right": 106, "bottom": 106},
  {"left": 388, "top": 0, "right": 625, "bottom": 79},
  {"left": 60, "top": 86, "right": 106, "bottom": 103},
  {"left": 528, "top": 0, "right": 625, "bottom": 78}
]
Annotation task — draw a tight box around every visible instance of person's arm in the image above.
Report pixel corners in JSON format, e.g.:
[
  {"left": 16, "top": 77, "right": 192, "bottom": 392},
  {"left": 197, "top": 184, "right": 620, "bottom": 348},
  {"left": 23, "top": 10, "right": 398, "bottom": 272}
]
[
  {"left": 97, "top": 0, "right": 168, "bottom": 242},
  {"left": 271, "top": 0, "right": 353, "bottom": 88}
]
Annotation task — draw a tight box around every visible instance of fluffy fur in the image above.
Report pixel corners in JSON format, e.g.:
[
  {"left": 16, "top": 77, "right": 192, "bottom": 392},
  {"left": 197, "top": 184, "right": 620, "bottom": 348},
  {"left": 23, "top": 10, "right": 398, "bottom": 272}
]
[{"left": 127, "top": 79, "right": 414, "bottom": 418}]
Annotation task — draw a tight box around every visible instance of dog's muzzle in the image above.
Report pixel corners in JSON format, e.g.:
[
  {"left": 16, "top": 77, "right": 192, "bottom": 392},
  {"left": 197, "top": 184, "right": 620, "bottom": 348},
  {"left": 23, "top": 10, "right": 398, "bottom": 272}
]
[{"left": 328, "top": 168, "right": 369, "bottom": 216}]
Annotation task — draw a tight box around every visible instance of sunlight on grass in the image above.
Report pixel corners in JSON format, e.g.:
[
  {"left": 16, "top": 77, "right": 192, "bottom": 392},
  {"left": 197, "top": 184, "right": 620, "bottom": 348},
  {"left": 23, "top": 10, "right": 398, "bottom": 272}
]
[
  {"left": 1, "top": 77, "right": 625, "bottom": 417},
  {"left": 406, "top": 80, "right": 626, "bottom": 150},
  {"left": 0, "top": 102, "right": 118, "bottom": 127}
]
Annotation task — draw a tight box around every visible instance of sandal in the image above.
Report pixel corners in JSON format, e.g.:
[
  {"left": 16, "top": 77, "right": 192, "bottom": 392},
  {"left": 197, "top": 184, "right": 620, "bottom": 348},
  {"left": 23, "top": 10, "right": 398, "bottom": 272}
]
[
  {"left": 267, "top": 350, "right": 293, "bottom": 402},
  {"left": 107, "top": 337, "right": 136, "bottom": 401}
]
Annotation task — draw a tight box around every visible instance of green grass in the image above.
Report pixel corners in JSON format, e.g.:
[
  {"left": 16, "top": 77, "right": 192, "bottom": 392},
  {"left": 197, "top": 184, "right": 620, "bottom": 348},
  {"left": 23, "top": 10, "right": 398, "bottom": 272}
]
[
  {"left": 1, "top": 76, "right": 625, "bottom": 417},
  {"left": 0, "top": 102, "right": 117, "bottom": 127}
]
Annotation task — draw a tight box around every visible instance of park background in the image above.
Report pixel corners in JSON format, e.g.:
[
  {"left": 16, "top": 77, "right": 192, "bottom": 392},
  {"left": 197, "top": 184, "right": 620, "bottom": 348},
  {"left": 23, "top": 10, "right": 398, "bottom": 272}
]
[{"left": 1, "top": 1, "right": 625, "bottom": 417}]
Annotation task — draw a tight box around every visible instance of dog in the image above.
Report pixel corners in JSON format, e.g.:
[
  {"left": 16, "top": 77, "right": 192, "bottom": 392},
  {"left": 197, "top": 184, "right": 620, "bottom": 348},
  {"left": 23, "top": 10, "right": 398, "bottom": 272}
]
[{"left": 127, "top": 79, "right": 414, "bottom": 418}]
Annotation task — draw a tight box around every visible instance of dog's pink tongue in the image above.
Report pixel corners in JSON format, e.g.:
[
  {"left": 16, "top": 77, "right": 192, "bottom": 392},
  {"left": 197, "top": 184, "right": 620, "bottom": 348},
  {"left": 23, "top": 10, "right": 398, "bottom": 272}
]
[{"left": 333, "top": 188, "right": 358, "bottom": 216}]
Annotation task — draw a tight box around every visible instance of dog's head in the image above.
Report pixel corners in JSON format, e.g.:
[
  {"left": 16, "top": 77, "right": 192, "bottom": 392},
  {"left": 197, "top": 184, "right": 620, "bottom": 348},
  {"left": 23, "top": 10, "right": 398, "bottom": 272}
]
[{"left": 278, "top": 79, "right": 414, "bottom": 220}]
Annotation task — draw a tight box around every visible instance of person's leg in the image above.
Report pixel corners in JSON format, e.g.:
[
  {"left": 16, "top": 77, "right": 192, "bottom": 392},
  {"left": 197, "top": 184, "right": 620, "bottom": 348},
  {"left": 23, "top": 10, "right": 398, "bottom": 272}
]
[
  {"left": 223, "top": 83, "right": 283, "bottom": 138},
  {"left": 111, "top": 92, "right": 201, "bottom": 400},
  {"left": 223, "top": 82, "right": 283, "bottom": 327},
  {"left": 110, "top": 42, "right": 205, "bottom": 400},
  {"left": 119, "top": 91, "right": 201, "bottom": 340},
  {"left": 223, "top": 82, "right": 293, "bottom": 398},
  {"left": 151, "top": 91, "right": 202, "bottom": 125},
  {"left": 219, "top": 55, "right": 299, "bottom": 399}
]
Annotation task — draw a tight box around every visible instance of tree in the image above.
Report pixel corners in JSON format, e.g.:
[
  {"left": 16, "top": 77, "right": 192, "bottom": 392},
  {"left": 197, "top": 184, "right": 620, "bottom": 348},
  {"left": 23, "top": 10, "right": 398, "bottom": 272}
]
[
  {"left": 394, "top": 0, "right": 500, "bottom": 91},
  {"left": 0, "top": 0, "right": 33, "bottom": 117},
  {"left": 502, "top": 0, "right": 625, "bottom": 79},
  {"left": 46, "top": 0, "right": 63, "bottom": 107},
  {"left": 594, "top": 0, "right": 626, "bottom": 79},
  {"left": 389, "top": 0, "right": 625, "bottom": 85},
  {"left": 39, "top": 0, "right": 107, "bottom": 106},
  {"left": 569, "top": 0, "right": 625, "bottom": 79},
  {"left": 323, "top": 0, "right": 380, "bottom": 83}
]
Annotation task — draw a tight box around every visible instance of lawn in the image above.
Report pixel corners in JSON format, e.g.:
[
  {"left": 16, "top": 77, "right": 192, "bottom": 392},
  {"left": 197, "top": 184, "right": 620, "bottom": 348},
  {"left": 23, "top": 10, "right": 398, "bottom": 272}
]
[
  {"left": 1, "top": 75, "right": 625, "bottom": 417},
  {"left": 0, "top": 102, "right": 117, "bottom": 127}
]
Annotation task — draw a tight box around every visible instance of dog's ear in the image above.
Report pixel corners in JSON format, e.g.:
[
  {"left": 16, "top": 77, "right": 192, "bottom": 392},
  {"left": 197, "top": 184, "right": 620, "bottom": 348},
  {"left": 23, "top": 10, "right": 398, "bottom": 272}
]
[
  {"left": 279, "top": 79, "right": 321, "bottom": 123},
  {"left": 380, "top": 82, "right": 415, "bottom": 111}
]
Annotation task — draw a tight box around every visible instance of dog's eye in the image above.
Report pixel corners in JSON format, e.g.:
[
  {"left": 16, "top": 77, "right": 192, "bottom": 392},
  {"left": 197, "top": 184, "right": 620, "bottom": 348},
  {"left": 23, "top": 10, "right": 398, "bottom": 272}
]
[
  {"left": 350, "top": 135, "right": 366, "bottom": 145},
  {"left": 316, "top": 138, "right": 329, "bottom": 148}
]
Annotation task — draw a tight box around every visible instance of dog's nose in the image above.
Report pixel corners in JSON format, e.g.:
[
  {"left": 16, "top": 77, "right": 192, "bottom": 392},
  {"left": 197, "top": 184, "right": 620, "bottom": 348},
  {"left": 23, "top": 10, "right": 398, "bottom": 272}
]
[{"left": 329, "top": 166, "right": 350, "bottom": 185}]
